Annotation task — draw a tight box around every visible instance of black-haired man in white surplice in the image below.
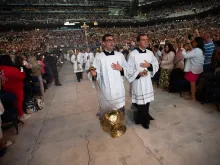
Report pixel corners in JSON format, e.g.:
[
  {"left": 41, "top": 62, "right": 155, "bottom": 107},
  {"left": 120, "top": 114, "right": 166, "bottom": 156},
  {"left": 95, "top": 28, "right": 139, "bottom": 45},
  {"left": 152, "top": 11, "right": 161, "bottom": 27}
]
[
  {"left": 90, "top": 34, "right": 128, "bottom": 118},
  {"left": 127, "top": 33, "right": 159, "bottom": 129}
]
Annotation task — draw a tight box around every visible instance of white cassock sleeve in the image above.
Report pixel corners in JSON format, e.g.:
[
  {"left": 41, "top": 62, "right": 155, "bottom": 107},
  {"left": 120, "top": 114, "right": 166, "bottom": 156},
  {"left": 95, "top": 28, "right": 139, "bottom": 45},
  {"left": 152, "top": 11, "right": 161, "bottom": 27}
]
[
  {"left": 92, "top": 55, "right": 101, "bottom": 84},
  {"left": 149, "top": 55, "right": 159, "bottom": 77},
  {"left": 90, "top": 53, "right": 94, "bottom": 64},
  {"left": 124, "top": 54, "right": 140, "bottom": 83},
  {"left": 70, "top": 55, "right": 75, "bottom": 63},
  {"left": 87, "top": 55, "right": 100, "bottom": 88}
]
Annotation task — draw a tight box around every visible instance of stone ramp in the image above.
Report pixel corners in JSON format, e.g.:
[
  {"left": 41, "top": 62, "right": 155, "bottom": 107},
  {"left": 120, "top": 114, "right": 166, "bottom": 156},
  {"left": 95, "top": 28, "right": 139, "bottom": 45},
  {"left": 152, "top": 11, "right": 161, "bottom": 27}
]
[{"left": 1, "top": 62, "right": 220, "bottom": 165}]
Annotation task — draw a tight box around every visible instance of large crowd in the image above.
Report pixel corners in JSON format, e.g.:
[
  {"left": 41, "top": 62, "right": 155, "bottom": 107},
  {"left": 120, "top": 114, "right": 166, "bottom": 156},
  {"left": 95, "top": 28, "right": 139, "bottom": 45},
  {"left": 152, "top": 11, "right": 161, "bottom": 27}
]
[
  {"left": 1, "top": 0, "right": 219, "bottom": 25},
  {"left": 0, "top": 0, "right": 220, "bottom": 158},
  {"left": 11, "top": 7, "right": 106, "bottom": 12},
  {"left": 5, "top": 0, "right": 116, "bottom": 5},
  {"left": 0, "top": 15, "right": 219, "bottom": 54},
  {"left": 141, "top": 0, "right": 219, "bottom": 20}
]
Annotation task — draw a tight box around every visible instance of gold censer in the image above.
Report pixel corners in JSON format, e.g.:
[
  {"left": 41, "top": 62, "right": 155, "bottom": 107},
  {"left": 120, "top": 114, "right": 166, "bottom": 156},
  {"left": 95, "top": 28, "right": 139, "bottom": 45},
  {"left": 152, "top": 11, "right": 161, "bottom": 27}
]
[{"left": 100, "top": 110, "right": 126, "bottom": 138}]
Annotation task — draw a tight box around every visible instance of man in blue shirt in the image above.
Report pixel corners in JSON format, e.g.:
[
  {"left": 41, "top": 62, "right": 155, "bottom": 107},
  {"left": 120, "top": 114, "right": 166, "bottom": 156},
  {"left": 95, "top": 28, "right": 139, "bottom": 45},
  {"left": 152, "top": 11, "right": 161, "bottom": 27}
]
[{"left": 195, "top": 29, "right": 215, "bottom": 72}]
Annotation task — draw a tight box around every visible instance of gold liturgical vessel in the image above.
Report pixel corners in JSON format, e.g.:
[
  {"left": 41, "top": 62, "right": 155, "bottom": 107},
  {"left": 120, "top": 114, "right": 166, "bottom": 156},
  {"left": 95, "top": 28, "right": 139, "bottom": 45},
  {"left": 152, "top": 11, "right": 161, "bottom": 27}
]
[
  {"left": 100, "top": 110, "right": 126, "bottom": 138},
  {"left": 142, "top": 69, "right": 148, "bottom": 76}
]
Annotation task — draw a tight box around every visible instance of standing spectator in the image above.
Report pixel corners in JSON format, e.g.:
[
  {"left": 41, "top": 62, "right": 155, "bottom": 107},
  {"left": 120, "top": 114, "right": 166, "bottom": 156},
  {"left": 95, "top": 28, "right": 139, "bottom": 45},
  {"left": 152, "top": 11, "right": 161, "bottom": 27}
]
[
  {"left": 152, "top": 44, "right": 162, "bottom": 63},
  {"left": 44, "top": 53, "right": 62, "bottom": 86},
  {"left": 174, "top": 42, "right": 185, "bottom": 70},
  {"left": 159, "top": 43, "right": 176, "bottom": 89},
  {"left": 203, "top": 33, "right": 215, "bottom": 72},
  {"left": 195, "top": 30, "right": 215, "bottom": 72},
  {"left": 181, "top": 37, "right": 205, "bottom": 101}
]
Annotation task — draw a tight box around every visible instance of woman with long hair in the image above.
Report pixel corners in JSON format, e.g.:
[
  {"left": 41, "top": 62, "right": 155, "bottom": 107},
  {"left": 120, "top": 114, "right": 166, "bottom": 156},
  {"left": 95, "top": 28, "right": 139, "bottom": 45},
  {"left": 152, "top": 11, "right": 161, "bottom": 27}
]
[
  {"left": 181, "top": 37, "right": 205, "bottom": 101},
  {"left": 159, "top": 43, "right": 176, "bottom": 88},
  {"left": 0, "top": 55, "right": 30, "bottom": 119}
]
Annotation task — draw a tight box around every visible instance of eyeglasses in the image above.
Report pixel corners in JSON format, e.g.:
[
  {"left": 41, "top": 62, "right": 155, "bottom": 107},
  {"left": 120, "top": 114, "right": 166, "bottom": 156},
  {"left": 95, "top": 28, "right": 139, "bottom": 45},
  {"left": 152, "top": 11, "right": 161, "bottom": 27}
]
[{"left": 105, "top": 39, "right": 115, "bottom": 42}]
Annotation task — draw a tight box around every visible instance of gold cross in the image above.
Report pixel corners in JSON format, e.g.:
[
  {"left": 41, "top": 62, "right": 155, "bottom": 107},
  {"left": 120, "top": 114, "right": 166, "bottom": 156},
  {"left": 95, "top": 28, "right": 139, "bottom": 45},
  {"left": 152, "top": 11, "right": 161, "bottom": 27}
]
[
  {"left": 81, "top": 22, "right": 89, "bottom": 29},
  {"left": 81, "top": 22, "right": 89, "bottom": 45}
]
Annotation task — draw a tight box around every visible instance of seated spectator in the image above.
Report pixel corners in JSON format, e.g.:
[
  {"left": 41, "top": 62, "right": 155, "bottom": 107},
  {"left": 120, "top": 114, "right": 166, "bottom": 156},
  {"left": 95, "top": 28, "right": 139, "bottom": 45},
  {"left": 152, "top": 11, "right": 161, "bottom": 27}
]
[
  {"left": 0, "top": 79, "right": 13, "bottom": 157},
  {"left": 0, "top": 55, "right": 30, "bottom": 120},
  {"left": 29, "top": 55, "right": 44, "bottom": 97},
  {"left": 14, "top": 56, "right": 33, "bottom": 112}
]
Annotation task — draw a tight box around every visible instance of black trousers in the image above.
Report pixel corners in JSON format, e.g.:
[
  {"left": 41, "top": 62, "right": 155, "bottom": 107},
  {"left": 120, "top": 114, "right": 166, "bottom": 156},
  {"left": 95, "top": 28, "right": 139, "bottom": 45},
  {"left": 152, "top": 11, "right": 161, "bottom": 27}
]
[
  {"left": 133, "top": 103, "right": 153, "bottom": 125},
  {"left": 76, "top": 72, "right": 83, "bottom": 82},
  {"left": 82, "top": 63, "right": 86, "bottom": 71},
  {"left": 54, "top": 76, "right": 60, "bottom": 85},
  {"left": 119, "top": 106, "right": 125, "bottom": 115},
  {"left": 53, "top": 71, "right": 61, "bottom": 85}
]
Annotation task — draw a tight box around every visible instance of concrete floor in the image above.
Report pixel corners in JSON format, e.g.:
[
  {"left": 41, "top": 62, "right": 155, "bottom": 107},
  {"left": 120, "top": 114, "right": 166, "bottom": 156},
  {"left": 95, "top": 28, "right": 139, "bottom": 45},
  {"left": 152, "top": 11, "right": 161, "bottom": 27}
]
[{"left": 1, "top": 62, "right": 220, "bottom": 165}]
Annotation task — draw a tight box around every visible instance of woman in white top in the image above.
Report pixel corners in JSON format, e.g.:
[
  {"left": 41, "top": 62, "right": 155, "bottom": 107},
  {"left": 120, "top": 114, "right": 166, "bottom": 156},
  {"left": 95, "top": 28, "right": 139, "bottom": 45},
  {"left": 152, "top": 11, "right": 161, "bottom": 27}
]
[{"left": 181, "top": 37, "right": 205, "bottom": 101}]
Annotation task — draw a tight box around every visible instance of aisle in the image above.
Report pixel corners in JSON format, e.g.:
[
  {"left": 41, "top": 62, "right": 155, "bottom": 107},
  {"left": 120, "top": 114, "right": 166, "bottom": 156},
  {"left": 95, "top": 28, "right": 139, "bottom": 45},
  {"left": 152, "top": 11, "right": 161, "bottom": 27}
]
[{"left": 1, "top": 62, "right": 220, "bottom": 165}]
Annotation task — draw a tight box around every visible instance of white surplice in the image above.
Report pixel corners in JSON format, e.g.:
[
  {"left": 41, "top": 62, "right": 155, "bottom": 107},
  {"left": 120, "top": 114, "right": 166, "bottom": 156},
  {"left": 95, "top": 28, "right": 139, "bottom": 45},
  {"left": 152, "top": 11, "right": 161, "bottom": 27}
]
[
  {"left": 93, "top": 51, "right": 127, "bottom": 112},
  {"left": 127, "top": 49, "right": 159, "bottom": 104},
  {"left": 71, "top": 53, "right": 84, "bottom": 73},
  {"left": 84, "top": 52, "right": 94, "bottom": 71},
  {"left": 67, "top": 53, "right": 70, "bottom": 61}
]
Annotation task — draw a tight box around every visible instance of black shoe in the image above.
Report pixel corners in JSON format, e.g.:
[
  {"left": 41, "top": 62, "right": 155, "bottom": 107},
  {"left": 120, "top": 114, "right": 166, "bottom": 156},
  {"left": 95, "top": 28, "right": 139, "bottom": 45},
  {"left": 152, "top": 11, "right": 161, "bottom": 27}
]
[
  {"left": 149, "top": 115, "right": 154, "bottom": 120},
  {"left": 0, "top": 147, "right": 7, "bottom": 158},
  {"left": 55, "top": 83, "right": 62, "bottom": 86},
  {"left": 141, "top": 123, "right": 149, "bottom": 129}
]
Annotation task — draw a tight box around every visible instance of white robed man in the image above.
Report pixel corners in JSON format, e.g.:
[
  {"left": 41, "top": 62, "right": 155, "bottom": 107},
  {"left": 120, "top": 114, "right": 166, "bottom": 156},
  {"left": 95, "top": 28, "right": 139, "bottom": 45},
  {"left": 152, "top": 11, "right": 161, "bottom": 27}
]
[
  {"left": 127, "top": 33, "right": 159, "bottom": 129},
  {"left": 84, "top": 48, "right": 94, "bottom": 71},
  {"left": 71, "top": 49, "right": 84, "bottom": 82},
  {"left": 90, "top": 34, "right": 128, "bottom": 118}
]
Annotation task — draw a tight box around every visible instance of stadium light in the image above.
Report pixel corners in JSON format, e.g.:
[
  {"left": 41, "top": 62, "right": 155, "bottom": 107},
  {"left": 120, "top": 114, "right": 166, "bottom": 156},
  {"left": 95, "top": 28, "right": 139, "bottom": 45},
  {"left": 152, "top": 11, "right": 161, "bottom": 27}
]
[{"left": 64, "top": 22, "right": 80, "bottom": 25}]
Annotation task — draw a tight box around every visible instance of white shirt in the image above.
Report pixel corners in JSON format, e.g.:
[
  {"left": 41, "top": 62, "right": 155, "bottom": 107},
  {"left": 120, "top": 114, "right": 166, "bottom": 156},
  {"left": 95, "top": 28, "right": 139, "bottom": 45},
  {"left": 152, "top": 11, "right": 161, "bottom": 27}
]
[{"left": 182, "top": 48, "right": 204, "bottom": 74}]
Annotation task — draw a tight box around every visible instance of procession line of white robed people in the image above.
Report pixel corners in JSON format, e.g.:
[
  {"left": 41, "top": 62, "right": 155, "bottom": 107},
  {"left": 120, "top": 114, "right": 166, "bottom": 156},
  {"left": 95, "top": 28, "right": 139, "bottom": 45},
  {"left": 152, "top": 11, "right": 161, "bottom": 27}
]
[{"left": 69, "top": 33, "right": 159, "bottom": 129}]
